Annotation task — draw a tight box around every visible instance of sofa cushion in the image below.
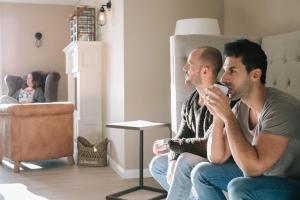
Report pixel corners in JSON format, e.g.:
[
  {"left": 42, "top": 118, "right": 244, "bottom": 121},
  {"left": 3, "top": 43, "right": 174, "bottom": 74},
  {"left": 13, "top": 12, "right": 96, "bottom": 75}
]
[{"left": 262, "top": 30, "right": 300, "bottom": 101}]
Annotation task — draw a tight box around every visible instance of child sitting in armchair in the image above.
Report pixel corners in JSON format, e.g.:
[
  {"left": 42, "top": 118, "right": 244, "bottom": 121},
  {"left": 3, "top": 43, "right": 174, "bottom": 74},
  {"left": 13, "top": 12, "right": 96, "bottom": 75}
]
[{"left": 0, "top": 71, "right": 45, "bottom": 104}]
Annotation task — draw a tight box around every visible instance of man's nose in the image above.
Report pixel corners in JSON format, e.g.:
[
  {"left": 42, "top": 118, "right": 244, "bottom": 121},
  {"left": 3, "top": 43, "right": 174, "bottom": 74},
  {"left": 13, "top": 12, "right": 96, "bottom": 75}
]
[
  {"left": 220, "top": 72, "right": 228, "bottom": 84},
  {"left": 183, "top": 64, "right": 189, "bottom": 71}
]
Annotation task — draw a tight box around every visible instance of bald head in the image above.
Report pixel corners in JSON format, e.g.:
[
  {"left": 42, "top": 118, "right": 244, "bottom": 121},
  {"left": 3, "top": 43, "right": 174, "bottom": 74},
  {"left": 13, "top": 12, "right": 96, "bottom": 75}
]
[{"left": 192, "top": 47, "right": 222, "bottom": 78}]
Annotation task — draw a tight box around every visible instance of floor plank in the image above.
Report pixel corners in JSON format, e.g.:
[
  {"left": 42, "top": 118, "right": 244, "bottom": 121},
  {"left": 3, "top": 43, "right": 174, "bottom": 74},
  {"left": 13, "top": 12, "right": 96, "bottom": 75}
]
[{"left": 0, "top": 158, "right": 164, "bottom": 200}]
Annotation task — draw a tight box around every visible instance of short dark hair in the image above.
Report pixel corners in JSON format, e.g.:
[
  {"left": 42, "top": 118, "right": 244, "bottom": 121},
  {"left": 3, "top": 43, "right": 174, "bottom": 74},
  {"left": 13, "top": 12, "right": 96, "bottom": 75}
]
[
  {"left": 199, "top": 46, "right": 223, "bottom": 78},
  {"left": 224, "top": 39, "right": 267, "bottom": 84}
]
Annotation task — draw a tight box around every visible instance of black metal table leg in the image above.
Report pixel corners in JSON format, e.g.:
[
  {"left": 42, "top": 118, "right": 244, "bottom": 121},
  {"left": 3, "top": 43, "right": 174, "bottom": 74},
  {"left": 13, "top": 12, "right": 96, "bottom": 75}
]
[
  {"left": 106, "top": 127, "right": 168, "bottom": 200},
  {"left": 139, "top": 130, "right": 144, "bottom": 187}
]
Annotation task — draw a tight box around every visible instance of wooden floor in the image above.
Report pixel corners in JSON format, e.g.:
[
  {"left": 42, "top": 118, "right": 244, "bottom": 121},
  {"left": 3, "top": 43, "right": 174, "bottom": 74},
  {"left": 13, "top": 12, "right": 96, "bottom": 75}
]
[{"left": 0, "top": 158, "right": 164, "bottom": 200}]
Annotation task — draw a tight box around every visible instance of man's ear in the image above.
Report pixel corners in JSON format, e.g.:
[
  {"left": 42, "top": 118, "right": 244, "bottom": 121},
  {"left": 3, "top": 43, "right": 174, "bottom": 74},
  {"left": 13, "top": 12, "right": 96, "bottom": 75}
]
[
  {"left": 251, "top": 68, "right": 262, "bottom": 81},
  {"left": 202, "top": 64, "right": 209, "bottom": 75}
]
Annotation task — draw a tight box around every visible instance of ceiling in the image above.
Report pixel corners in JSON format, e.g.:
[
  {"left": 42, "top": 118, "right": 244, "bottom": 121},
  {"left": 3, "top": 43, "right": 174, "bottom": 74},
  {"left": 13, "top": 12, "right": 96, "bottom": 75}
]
[{"left": 0, "top": 0, "right": 99, "bottom": 6}]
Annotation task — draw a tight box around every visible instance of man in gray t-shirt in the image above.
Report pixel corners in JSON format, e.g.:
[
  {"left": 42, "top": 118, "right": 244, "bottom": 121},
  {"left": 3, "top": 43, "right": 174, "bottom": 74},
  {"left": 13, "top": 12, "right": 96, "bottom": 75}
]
[
  {"left": 191, "top": 39, "right": 300, "bottom": 200},
  {"left": 234, "top": 87, "right": 300, "bottom": 178}
]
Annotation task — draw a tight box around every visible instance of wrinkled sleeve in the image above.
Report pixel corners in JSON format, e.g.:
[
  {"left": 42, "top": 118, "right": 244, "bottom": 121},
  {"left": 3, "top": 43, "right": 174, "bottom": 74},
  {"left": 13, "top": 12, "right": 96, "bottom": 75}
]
[
  {"left": 168, "top": 137, "right": 207, "bottom": 158},
  {"left": 260, "top": 102, "right": 300, "bottom": 138},
  {"left": 168, "top": 96, "right": 194, "bottom": 161}
]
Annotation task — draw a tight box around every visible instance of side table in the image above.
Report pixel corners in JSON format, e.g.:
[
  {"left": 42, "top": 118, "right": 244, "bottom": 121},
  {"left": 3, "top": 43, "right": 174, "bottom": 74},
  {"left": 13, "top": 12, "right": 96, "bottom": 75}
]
[{"left": 106, "top": 120, "right": 172, "bottom": 200}]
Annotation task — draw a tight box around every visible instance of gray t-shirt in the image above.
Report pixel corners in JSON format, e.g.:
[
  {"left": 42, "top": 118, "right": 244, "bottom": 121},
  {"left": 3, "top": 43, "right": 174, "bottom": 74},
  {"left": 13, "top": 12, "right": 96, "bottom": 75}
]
[{"left": 233, "top": 87, "right": 300, "bottom": 178}]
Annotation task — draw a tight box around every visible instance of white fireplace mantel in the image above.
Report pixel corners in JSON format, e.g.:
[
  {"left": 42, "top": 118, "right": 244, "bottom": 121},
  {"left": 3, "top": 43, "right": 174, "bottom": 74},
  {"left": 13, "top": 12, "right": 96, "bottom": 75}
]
[{"left": 63, "top": 41, "right": 102, "bottom": 142}]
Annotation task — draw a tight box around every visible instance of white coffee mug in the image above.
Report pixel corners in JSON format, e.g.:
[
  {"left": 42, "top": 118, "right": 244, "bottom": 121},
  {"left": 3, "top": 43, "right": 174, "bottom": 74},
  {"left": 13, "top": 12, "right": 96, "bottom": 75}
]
[{"left": 214, "top": 83, "right": 229, "bottom": 96}]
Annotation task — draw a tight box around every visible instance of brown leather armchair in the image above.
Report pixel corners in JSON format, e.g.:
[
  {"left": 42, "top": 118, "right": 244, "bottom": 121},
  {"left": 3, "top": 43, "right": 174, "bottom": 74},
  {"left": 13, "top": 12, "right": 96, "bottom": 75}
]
[{"left": 0, "top": 71, "right": 75, "bottom": 172}]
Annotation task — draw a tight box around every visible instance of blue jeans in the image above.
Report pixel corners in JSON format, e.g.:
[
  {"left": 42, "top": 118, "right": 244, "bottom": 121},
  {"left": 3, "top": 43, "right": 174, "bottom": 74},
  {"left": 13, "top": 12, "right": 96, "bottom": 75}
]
[
  {"left": 149, "top": 153, "right": 170, "bottom": 192},
  {"left": 149, "top": 152, "right": 207, "bottom": 200},
  {"left": 191, "top": 160, "right": 300, "bottom": 200}
]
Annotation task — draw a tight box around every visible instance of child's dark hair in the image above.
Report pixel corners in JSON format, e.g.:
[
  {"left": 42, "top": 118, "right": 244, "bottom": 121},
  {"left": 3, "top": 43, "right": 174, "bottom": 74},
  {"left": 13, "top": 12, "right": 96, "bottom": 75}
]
[{"left": 31, "top": 71, "right": 44, "bottom": 90}]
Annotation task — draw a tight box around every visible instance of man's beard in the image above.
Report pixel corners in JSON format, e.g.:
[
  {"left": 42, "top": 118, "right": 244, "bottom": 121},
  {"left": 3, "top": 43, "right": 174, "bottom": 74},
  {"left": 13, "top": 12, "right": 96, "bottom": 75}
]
[
  {"left": 184, "top": 74, "right": 192, "bottom": 86},
  {"left": 184, "top": 74, "right": 202, "bottom": 87},
  {"left": 227, "top": 78, "right": 251, "bottom": 101},
  {"left": 185, "top": 79, "right": 194, "bottom": 86}
]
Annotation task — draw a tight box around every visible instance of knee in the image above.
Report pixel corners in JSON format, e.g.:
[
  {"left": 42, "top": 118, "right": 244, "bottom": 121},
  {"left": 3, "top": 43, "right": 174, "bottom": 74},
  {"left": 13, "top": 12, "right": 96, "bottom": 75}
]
[
  {"left": 149, "top": 156, "right": 162, "bottom": 174},
  {"left": 172, "top": 153, "right": 197, "bottom": 177},
  {"left": 191, "top": 162, "right": 212, "bottom": 185},
  {"left": 228, "top": 177, "right": 250, "bottom": 199},
  {"left": 176, "top": 153, "right": 194, "bottom": 170}
]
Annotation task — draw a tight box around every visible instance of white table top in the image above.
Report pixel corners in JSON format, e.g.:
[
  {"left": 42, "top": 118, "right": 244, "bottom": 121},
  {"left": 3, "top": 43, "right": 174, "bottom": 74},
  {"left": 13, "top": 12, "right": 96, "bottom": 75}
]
[{"left": 106, "top": 120, "right": 171, "bottom": 130}]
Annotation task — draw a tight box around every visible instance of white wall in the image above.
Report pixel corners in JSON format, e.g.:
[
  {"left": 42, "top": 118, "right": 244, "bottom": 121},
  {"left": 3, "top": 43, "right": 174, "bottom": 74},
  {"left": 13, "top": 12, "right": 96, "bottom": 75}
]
[
  {"left": 102, "top": 0, "right": 224, "bottom": 178},
  {"left": 0, "top": 3, "right": 73, "bottom": 100},
  {"left": 101, "top": 0, "right": 126, "bottom": 172},
  {"left": 224, "top": 0, "right": 300, "bottom": 36}
]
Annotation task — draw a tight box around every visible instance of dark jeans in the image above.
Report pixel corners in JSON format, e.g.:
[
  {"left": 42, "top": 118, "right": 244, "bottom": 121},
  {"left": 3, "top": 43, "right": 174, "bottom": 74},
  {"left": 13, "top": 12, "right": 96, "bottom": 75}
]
[{"left": 191, "top": 160, "right": 300, "bottom": 200}]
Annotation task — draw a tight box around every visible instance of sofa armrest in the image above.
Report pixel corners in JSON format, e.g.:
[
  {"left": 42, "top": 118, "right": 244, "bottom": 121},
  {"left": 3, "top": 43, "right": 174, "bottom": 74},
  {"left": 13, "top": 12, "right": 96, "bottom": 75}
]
[
  {"left": 0, "top": 102, "right": 74, "bottom": 117},
  {"left": 0, "top": 102, "right": 75, "bottom": 164}
]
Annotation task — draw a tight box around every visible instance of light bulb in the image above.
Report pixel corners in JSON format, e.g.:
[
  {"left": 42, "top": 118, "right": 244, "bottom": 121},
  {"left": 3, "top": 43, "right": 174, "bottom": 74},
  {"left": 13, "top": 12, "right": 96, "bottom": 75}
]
[{"left": 98, "top": 6, "right": 106, "bottom": 26}]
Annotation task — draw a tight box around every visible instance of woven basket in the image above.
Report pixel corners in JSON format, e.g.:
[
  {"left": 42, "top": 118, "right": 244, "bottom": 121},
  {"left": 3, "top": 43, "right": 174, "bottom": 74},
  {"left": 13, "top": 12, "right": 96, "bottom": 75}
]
[{"left": 77, "top": 136, "right": 108, "bottom": 167}]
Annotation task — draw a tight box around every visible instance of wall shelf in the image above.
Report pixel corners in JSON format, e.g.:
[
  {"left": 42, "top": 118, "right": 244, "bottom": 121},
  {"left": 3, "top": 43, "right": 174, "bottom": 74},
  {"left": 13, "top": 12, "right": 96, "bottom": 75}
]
[{"left": 69, "top": 7, "right": 95, "bottom": 41}]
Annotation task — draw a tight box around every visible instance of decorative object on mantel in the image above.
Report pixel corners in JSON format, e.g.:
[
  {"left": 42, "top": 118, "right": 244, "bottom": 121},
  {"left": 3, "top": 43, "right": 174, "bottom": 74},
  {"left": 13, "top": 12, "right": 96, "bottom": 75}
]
[
  {"left": 97, "top": 0, "right": 112, "bottom": 26},
  {"left": 34, "top": 32, "right": 42, "bottom": 48},
  {"left": 68, "top": 6, "right": 96, "bottom": 41},
  {"left": 66, "top": 6, "right": 87, "bottom": 22},
  {"left": 175, "top": 18, "right": 221, "bottom": 35}
]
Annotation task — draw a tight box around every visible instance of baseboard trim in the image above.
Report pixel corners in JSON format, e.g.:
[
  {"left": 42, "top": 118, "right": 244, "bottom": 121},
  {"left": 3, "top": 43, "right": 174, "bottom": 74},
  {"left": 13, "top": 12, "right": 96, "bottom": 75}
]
[{"left": 108, "top": 157, "right": 152, "bottom": 179}]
